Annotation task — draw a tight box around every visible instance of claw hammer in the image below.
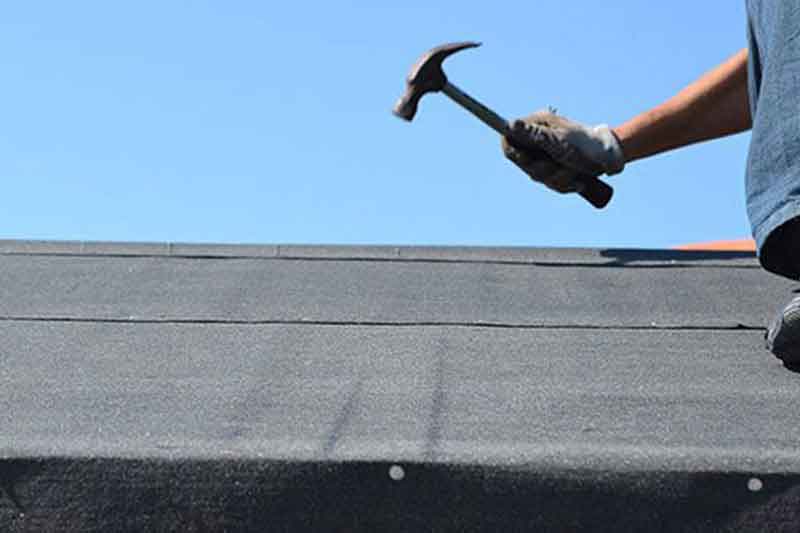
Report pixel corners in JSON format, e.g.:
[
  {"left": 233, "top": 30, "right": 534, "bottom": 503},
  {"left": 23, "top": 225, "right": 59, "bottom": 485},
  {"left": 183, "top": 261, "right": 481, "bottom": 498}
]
[{"left": 393, "top": 41, "right": 613, "bottom": 209}]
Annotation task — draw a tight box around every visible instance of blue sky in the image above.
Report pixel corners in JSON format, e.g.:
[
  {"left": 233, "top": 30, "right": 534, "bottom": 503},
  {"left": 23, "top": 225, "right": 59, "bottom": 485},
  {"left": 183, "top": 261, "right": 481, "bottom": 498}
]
[{"left": 1, "top": 2, "right": 750, "bottom": 248}]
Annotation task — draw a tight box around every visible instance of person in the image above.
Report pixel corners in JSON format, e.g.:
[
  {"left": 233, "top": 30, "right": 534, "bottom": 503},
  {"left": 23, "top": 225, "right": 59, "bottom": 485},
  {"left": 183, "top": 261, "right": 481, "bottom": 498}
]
[{"left": 502, "top": 2, "right": 800, "bottom": 365}]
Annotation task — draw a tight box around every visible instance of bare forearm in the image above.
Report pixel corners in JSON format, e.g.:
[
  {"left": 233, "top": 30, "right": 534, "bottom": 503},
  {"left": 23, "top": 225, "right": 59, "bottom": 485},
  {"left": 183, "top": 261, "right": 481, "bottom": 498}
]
[{"left": 613, "top": 48, "right": 751, "bottom": 163}]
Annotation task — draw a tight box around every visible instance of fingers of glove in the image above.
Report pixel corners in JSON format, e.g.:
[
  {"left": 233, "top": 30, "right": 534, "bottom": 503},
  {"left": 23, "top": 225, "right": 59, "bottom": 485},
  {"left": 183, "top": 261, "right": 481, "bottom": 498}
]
[
  {"left": 503, "top": 119, "right": 554, "bottom": 163},
  {"left": 519, "top": 121, "right": 606, "bottom": 176},
  {"left": 505, "top": 119, "right": 552, "bottom": 158},
  {"left": 505, "top": 118, "right": 569, "bottom": 164},
  {"left": 501, "top": 137, "right": 577, "bottom": 194},
  {"left": 501, "top": 135, "right": 533, "bottom": 167},
  {"left": 537, "top": 165, "right": 580, "bottom": 194},
  {"left": 508, "top": 119, "right": 534, "bottom": 146}
]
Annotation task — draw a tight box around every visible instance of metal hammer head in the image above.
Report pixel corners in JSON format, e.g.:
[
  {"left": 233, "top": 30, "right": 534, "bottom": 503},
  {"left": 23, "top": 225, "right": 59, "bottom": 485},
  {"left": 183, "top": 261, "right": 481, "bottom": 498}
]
[{"left": 393, "top": 41, "right": 481, "bottom": 121}]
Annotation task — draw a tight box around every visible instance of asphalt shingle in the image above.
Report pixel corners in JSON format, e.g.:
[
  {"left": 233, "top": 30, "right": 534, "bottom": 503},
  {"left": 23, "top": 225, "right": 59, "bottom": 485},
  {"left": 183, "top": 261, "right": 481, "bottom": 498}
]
[
  {"left": 0, "top": 252, "right": 788, "bottom": 328},
  {"left": 1, "top": 241, "right": 798, "bottom": 531}
]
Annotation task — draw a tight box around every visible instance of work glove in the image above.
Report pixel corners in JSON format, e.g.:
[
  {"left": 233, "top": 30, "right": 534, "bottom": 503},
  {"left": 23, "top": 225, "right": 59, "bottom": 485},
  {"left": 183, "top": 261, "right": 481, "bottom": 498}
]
[{"left": 501, "top": 110, "right": 626, "bottom": 193}]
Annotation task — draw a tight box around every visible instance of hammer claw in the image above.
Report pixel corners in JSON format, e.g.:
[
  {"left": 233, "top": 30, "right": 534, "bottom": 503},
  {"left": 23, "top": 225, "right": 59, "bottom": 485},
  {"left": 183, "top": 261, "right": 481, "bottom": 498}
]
[{"left": 393, "top": 41, "right": 480, "bottom": 121}]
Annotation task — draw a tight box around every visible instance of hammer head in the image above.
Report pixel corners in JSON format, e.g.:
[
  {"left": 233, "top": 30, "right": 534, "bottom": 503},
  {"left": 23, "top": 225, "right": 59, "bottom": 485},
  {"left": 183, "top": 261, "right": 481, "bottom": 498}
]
[{"left": 393, "top": 41, "right": 480, "bottom": 121}]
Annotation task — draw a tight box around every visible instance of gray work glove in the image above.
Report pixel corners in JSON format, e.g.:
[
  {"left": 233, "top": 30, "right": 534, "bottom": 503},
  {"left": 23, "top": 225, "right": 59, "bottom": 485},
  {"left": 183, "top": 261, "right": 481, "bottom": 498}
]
[{"left": 501, "top": 110, "right": 626, "bottom": 193}]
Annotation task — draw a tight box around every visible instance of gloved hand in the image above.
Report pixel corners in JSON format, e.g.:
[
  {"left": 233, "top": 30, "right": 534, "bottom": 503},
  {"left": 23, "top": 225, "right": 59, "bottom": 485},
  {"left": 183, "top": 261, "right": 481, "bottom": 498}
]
[{"left": 501, "top": 110, "right": 626, "bottom": 193}]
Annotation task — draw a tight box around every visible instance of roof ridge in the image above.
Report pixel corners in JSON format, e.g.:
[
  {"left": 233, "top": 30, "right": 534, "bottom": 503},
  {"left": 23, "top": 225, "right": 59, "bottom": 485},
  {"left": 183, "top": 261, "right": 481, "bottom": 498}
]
[{"left": 0, "top": 239, "right": 759, "bottom": 267}]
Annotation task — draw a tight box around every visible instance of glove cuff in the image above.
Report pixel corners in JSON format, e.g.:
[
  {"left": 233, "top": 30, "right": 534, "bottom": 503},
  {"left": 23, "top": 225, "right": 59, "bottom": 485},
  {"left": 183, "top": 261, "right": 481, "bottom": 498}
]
[{"left": 592, "top": 125, "right": 626, "bottom": 176}]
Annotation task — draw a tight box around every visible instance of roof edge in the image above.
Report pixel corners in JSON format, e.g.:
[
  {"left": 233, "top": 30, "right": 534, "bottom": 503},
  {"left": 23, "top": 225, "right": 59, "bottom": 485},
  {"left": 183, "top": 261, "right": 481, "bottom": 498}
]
[{"left": 0, "top": 239, "right": 759, "bottom": 267}]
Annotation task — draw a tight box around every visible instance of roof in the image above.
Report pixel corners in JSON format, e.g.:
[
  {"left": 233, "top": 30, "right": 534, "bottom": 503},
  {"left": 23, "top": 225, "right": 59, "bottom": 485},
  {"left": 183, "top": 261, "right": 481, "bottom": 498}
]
[{"left": 2, "top": 240, "right": 799, "bottom": 531}]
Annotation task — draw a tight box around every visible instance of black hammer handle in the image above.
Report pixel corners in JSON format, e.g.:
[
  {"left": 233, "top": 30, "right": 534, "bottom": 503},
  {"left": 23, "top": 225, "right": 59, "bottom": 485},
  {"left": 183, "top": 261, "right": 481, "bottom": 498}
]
[{"left": 441, "top": 81, "right": 613, "bottom": 209}]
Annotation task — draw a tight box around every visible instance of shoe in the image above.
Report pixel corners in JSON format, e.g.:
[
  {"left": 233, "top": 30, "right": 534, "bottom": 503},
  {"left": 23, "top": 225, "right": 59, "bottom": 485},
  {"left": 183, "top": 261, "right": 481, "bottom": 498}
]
[{"left": 766, "top": 294, "right": 800, "bottom": 363}]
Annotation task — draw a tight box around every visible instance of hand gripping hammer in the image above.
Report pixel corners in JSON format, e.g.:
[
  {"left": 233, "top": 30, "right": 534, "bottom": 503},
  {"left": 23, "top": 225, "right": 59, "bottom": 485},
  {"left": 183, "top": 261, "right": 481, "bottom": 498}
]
[{"left": 393, "top": 42, "right": 613, "bottom": 209}]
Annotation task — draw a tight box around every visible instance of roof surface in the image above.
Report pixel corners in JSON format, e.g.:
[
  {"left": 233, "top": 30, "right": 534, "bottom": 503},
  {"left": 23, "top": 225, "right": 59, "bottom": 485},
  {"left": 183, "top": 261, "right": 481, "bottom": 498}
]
[{"left": 2, "top": 240, "right": 800, "bottom": 531}]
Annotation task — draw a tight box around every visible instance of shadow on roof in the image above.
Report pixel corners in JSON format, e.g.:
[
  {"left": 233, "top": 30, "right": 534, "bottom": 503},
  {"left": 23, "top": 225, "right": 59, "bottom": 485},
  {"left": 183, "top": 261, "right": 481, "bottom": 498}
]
[{"left": 599, "top": 248, "right": 757, "bottom": 266}]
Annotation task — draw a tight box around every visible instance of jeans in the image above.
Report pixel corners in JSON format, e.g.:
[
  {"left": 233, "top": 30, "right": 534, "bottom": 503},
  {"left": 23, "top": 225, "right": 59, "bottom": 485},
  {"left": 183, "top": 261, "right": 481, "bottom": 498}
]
[{"left": 746, "top": 1, "right": 800, "bottom": 279}]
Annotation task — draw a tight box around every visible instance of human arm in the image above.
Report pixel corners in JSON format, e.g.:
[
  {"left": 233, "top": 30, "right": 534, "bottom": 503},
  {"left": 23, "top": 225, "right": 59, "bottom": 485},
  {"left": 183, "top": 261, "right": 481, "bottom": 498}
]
[
  {"left": 503, "top": 48, "right": 753, "bottom": 191},
  {"left": 614, "top": 48, "right": 751, "bottom": 163}
]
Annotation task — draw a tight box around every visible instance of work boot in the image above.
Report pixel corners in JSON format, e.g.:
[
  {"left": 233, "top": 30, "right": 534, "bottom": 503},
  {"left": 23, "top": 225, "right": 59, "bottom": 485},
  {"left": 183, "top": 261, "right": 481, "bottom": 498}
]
[{"left": 766, "top": 294, "right": 800, "bottom": 364}]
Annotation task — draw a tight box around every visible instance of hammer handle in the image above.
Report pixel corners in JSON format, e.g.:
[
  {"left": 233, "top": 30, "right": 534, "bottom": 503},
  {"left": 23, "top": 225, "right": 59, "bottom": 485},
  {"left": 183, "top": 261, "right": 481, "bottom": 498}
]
[
  {"left": 441, "top": 82, "right": 613, "bottom": 209},
  {"left": 442, "top": 81, "right": 510, "bottom": 136}
]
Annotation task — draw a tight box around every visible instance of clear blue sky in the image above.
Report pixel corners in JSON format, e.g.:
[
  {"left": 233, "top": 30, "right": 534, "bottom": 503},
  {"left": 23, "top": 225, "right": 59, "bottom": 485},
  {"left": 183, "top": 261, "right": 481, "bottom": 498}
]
[{"left": 1, "top": 1, "right": 750, "bottom": 248}]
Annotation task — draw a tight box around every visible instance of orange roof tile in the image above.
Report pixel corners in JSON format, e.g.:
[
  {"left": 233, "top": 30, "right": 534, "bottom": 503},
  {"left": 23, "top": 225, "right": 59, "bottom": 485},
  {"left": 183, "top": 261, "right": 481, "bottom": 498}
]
[{"left": 675, "top": 239, "right": 756, "bottom": 252}]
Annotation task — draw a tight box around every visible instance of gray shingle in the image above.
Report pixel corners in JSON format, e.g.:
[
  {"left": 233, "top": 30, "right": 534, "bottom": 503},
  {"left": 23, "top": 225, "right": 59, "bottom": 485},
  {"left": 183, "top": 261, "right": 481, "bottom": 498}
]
[
  {"left": 1, "top": 240, "right": 797, "bottom": 531},
  {"left": 1, "top": 321, "right": 792, "bottom": 472},
  {"left": 0, "top": 252, "right": 788, "bottom": 328}
]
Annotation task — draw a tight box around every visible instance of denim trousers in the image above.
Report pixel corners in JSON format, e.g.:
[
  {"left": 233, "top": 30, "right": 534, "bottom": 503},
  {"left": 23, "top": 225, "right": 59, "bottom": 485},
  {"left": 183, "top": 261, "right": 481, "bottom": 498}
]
[{"left": 746, "top": 1, "right": 800, "bottom": 279}]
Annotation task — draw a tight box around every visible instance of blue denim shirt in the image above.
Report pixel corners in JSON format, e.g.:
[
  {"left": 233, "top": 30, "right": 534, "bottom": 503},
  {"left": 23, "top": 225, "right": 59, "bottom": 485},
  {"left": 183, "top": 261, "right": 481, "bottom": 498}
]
[{"left": 746, "top": 1, "right": 800, "bottom": 256}]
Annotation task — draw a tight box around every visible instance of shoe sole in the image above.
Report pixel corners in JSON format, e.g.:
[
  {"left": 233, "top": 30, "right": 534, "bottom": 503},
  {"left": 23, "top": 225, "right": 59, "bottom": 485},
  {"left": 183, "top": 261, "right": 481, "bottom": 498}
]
[{"left": 767, "top": 298, "right": 800, "bottom": 364}]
